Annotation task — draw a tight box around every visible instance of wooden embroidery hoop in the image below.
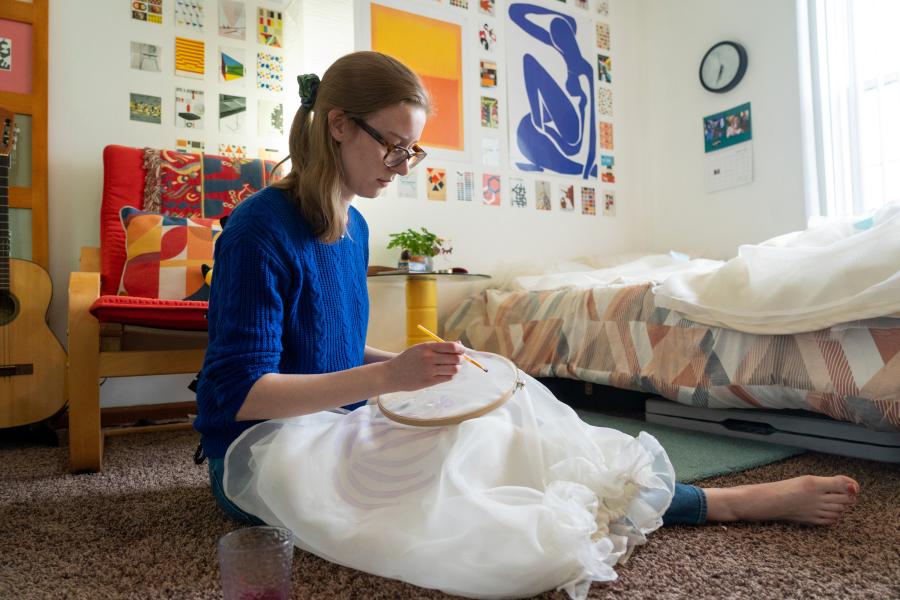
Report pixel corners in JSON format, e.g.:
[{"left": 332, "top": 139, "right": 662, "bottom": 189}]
[{"left": 377, "top": 353, "right": 524, "bottom": 427}]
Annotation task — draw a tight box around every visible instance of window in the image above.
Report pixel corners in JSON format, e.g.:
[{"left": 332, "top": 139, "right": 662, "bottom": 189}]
[{"left": 808, "top": 0, "right": 900, "bottom": 217}]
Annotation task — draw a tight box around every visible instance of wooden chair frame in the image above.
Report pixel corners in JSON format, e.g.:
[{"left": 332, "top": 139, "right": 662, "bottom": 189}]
[{"left": 67, "top": 246, "right": 205, "bottom": 472}]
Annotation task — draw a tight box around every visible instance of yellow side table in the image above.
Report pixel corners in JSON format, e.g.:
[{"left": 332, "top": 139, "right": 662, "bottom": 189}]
[{"left": 368, "top": 272, "right": 491, "bottom": 347}]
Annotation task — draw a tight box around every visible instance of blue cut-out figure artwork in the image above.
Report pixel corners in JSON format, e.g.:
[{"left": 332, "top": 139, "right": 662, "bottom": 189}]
[{"left": 509, "top": 3, "right": 597, "bottom": 179}]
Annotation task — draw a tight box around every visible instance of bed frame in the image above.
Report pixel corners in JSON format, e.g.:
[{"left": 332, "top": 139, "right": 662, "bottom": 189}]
[{"left": 645, "top": 398, "right": 900, "bottom": 463}]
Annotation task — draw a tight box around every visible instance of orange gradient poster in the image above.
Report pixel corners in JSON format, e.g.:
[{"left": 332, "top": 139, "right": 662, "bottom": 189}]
[{"left": 371, "top": 4, "right": 463, "bottom": 151}]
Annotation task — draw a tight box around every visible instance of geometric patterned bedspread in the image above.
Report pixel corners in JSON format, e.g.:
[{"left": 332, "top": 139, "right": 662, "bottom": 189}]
[{"left": 443, "top": 283, "right": 900, "bottom": 431}]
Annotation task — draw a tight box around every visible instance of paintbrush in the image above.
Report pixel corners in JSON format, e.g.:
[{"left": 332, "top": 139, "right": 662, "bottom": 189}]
[{"left": 416, "top": 324, "right": 488, "bottom": 373}]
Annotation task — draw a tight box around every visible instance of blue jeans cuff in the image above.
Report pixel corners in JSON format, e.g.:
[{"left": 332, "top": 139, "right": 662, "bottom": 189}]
[{"left": 662, "top": 483, "right": 708, "bottom": 526}]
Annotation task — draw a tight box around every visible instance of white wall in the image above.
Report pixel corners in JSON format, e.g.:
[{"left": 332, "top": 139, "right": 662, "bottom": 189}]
[
  {"left": 633, "top": 0, "right": 809, "bottom": 259},
  {"left": 44, "top": 0, "right": 815, "bottom": 404}
]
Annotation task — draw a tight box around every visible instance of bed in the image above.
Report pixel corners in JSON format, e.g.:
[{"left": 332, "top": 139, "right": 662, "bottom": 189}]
[{"left": 443, "top": 210, "right": 900, "bottom": 460}]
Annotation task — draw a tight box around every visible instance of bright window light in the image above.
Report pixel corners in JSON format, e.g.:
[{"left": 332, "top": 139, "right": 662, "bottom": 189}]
[{"left": 808, "top": 0, "right": 900, "bottom": 217}]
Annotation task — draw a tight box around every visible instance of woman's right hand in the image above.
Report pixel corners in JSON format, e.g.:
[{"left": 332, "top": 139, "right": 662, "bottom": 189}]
[{"left": 385, "top": 342, "right": 465, "bottom": 391}]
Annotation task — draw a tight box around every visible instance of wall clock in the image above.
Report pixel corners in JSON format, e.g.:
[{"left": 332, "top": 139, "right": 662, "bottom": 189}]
[{"left": 699, "top": 41, "right": 748, "bottom": 93}]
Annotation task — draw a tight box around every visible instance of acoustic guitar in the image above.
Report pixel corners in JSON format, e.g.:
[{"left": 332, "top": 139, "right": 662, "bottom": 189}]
[{"left": 0, "top": 108, "right": 66, "bottom": 428}]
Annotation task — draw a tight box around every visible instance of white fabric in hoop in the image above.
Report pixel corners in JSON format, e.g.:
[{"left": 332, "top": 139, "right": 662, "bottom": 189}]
[
  {"left": 377, "top": 352, "right": 520, "bottom": 426},
  {"left": 224, "top": 362, "right": 675, "bottom": 599}
]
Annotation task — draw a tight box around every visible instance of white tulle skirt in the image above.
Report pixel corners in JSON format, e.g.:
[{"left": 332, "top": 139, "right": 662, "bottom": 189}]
[{"left": 223, "top": 373, "right": 675, "bottom": 599}]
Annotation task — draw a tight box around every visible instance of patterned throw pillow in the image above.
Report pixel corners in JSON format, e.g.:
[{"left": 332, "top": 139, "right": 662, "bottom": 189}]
[
  {"left": 142, "top": 149, "right": 285, "bottom": 219},
  {"left": 118, "top": 206, "right": 222, "bottom": 301}
]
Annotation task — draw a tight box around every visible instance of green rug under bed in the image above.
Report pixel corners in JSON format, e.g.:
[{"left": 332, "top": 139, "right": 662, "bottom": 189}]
[{"left": 576, "top": 410, "right": 806, "bottom": 483}]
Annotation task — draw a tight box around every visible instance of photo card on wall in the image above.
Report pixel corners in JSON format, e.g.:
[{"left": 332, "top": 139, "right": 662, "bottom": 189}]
[
  {"left": 703, "top": 102, "right": 752, "bottom": 153},
  {"left": 131, "top": 42, "right": 161, "bottom": 72},
  {"left": 596, "top": 22, "right": 610, "bottom": 51},
  {"left": 257, "top": 51, "right": 284, "bottom": 92},
  {"left": 219, "top": 47, "right": 245, "bottom": 83},
  {"left": 510, "top": 177, "right": 528, "bottom": 208},
  {"left": 597, "top": 53, "right": 611, "bottom": 83},
  {"left": 603, "top": 190, "right": 616, "bottom": 216},
  {"left": 219, "top": 94, "right": 246, "bottom": 133},
  {"left": 599, "top": 122, "right": 614, "bottom": 150},
  {"left": 427, "top": 167, "right": 447, "bottom": 201},
  {"left": 176, "top": 139, "right": 205, "bottom": 153},
  {"left": 598, "top": 87, "right": 613, "bottom": 117},
  {"left": 483, "top": 173, "right": 501, "bottom": 206},
  {"left": 601, "top": 154, "right": 615, "bottom": 183},
  {"left": 581, "top": 186, "right": 596, "bottom": 215},
  {"left": 132, "top": 0, "right": 163, "bottom": 24},
  {"left": 559, "top": 183, "right": 575, "bottom": 211},
  {"left": 456, "top": 170, "right": 474, "bottom": 201},
  {"left": 175, "top": 88, "right": 204, "bottom": 129},
  {"left": 482, "top": 137, "right": 500, "bottom": 166},
  {"left": 258, "top": 99, "right": 283, "bottom": 137},
  {"left": 480, "top": 96, "right": 498, "bottom": 128},
  {"left": 130, "top": 93, "right": 162, "bottom": 124},
  {"left": 536, "top": 180, "right": 552, "bottom": 211},
  {"left": 257, "top": 8, "right": 284, "bottom": 47},
  {"left": 219, "top": 0, "right": 246, "bottom": 40},
  {"left": 175, "top": 37, "right": 205, "bottom": 79},
  {"left": 479, "top": 22, "right": 497, "bottom": 52},
  {"left": 480, "top": 60, "right": 497, "bottom": 88},
  {"left": 175, "top": 0, "right": 204, "bottom": 31},
  {"left": 218, "top": 143, "right": 247, "bottom": 160}
]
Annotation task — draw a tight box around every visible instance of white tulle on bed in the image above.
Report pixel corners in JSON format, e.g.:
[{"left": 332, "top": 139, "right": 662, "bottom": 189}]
[
  {"left": 512, "top": 253, "right": 722, "bottom": 292},
  {"left": 223, "top": 367, "right": 675, "bottom": 599},
  {"left": 654, "top": 204, "right": 900, "bottom": 333}
]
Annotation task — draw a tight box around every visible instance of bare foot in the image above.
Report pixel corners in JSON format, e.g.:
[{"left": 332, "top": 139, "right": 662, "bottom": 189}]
[{"left": 704, "top": 475, "right": 859, "bottom": 525}]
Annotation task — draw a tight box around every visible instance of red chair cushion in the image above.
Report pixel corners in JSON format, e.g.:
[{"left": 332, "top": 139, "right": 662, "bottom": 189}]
[
  {"left": 89, "top": 295, "right": 209, "bottom": 331},
  {"left": 101, "top": 145, "right": 146, "bottom": 297}
]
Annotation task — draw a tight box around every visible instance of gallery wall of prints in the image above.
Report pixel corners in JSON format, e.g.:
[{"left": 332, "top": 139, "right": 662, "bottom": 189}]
[
  {"left": 352, "top": 0, "right": 619, "bottom": 273},
  {"left": 126, "top": 0, "right": 298, "bottom": 162}
]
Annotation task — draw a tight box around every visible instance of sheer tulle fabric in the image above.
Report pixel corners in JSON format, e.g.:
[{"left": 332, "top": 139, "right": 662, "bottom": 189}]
[
  {"left": 654, "top": 204, "right": 900, "bottom": 333},
  {"left": 224, "top": 367, "right": 675, "bottom": 599}
]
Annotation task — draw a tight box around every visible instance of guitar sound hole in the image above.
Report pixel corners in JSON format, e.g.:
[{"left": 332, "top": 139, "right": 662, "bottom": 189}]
[{"left": 0, "top": 291, "right": 18, "bottom": 326}]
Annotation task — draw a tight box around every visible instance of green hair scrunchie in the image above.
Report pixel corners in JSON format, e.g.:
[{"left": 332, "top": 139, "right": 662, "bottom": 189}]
[{"left": 297, "top": 73, "right": 320, "bottom": 109}]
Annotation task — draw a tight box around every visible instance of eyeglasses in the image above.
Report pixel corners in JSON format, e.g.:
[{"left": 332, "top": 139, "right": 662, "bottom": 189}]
[{"left": 351, "top": 117, "right": 427, "bottom": 169}]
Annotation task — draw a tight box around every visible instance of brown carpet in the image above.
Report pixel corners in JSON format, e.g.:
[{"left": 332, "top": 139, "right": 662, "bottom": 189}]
[{"left": 0, "top": 429, "right": 897, "bottom": 600}]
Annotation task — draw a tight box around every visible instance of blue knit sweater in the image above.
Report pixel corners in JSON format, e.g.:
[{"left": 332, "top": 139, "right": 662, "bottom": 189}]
[{"left": 194, "top": 186, "right": 370, "bottom": 458}]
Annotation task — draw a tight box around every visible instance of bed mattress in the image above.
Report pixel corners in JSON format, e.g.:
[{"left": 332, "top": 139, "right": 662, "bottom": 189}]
[{"left": 444, "top": 283, "right": 900, "bottom": 431}]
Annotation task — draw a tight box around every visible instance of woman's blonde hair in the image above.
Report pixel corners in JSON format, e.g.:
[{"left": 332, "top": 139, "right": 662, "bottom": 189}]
[{"left": 273, "top": 51, "right": 431, "bottom": 243}]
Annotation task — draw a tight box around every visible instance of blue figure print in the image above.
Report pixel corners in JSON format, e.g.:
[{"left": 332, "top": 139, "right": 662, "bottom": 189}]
[{"left": 509, "top": 3, "right": 597, "bottom": 179}]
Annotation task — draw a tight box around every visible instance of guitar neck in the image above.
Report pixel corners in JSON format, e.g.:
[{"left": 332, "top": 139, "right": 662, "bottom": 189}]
[{"left": 0, "top": 154, "right": 8, "bottom": 293}]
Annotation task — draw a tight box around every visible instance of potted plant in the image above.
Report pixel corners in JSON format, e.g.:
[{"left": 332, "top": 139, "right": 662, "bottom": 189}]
[{"left": 386, "top": 227, "right": 442, "bottom": 272}]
